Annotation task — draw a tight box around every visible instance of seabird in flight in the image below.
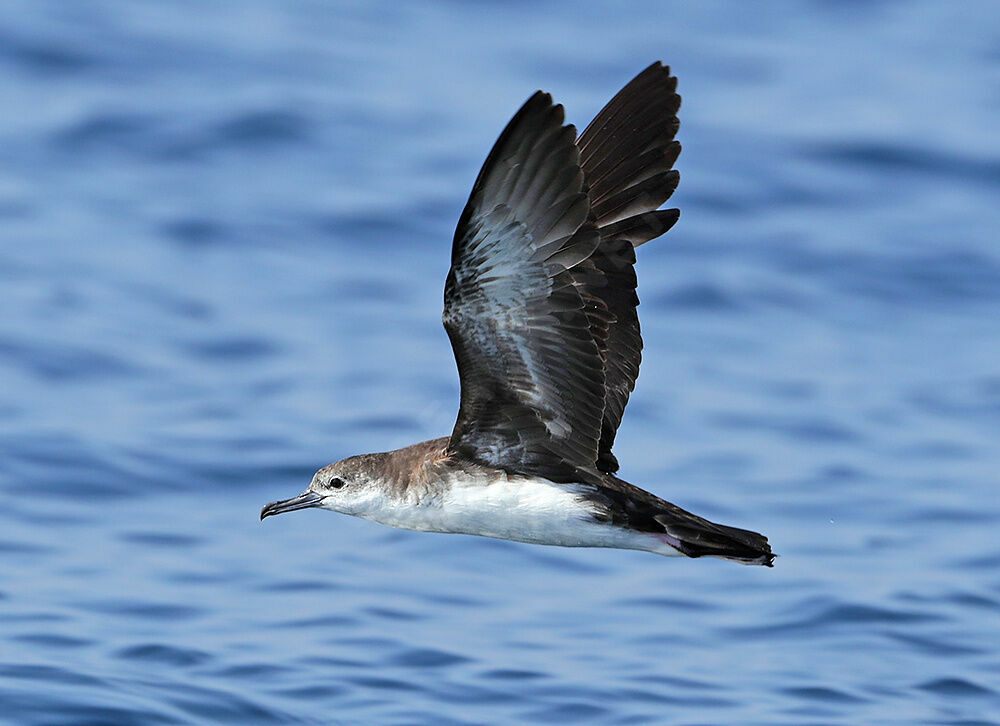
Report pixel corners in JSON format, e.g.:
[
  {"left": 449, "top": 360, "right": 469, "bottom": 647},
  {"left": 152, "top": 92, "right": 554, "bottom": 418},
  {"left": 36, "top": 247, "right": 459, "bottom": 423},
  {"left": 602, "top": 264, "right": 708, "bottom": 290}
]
[{"left": 261, "top": 62, "right": 775, "bottom": 566}]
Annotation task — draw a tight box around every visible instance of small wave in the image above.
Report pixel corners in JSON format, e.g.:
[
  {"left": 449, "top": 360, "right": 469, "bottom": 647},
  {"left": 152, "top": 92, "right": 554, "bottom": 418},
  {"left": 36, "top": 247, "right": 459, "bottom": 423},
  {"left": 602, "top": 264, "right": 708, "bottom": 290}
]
[
  {"left": 804, "top": 140, "right": 1000, "bottom": 187},
  {"left": 918, "top": 677, "right": 996, "bottom": 698},
  {"left": 116, "top": 643, "right": 211, "bottom": 667}
]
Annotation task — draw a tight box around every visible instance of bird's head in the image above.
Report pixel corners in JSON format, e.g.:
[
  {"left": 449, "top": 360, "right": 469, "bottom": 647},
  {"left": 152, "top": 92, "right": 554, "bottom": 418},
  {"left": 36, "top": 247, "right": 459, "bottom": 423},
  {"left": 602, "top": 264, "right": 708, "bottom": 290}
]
[{"left": 260, "top": 454, "right": 389, "bottom": 521}]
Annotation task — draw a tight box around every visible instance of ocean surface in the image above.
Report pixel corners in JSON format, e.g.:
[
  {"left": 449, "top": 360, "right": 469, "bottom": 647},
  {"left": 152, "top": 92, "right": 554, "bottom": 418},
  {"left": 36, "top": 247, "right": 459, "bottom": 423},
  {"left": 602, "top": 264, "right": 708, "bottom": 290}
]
[{"left": 2, "top": 1, "right": 999, "bottom": 724}]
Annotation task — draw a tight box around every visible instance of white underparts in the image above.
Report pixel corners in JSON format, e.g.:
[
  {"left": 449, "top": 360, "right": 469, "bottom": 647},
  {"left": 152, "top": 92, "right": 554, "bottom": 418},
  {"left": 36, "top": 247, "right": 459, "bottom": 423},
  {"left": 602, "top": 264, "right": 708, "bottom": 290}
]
[{"left": 353, "top": 473, "right": 685, "bottom": 557}]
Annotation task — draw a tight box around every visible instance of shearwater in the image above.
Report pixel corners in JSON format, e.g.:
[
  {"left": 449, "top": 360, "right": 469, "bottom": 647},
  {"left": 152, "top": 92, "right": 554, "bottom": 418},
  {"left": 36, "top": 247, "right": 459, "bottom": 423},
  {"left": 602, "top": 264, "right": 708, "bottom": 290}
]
[{"left": 261, "top": 62, "right": 774, "bottom": 566}]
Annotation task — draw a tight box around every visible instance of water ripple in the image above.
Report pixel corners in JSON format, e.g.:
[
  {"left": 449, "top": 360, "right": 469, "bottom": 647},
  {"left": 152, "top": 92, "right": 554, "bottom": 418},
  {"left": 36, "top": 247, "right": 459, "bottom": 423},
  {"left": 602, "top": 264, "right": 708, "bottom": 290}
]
[
  {"left": 917, "top": 678, "right": 996, "bottom": 698},
  {"left": 805, "top": 140, "right": 1000, "bottom": 187},
  {"left": 781, "top": 685, "right": 868, "bottom": 704},
  {"left": 388, "top": 647, "right": 470, "bottom": 669},
  {"left": 116, "top": 644, "right": 212, "bottom": 668}
]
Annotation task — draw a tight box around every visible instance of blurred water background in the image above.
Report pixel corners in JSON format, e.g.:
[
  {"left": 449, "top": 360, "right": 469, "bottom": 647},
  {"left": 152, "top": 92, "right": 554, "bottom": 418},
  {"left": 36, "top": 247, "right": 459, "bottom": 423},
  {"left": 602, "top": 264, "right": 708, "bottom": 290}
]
[{"left": 2, "top": 1, "right": 1000, "bottom": 724}]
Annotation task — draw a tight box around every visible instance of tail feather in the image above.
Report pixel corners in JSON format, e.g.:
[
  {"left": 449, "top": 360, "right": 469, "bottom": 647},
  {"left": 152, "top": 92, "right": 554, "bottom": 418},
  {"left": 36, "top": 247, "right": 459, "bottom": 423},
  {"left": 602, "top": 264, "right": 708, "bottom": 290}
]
[
  {"left": 654, "top": 513, "right": 775, "bottom": 567},
  {"left": 593, "top": 474, "right": 775, "bottom": 566}
]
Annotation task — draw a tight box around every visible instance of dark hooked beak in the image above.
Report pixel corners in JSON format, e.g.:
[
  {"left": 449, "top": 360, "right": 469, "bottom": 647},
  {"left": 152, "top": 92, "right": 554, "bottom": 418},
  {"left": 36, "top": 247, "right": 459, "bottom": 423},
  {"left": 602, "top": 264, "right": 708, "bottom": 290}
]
[{"left": 260, "top": 490, "right": 325, "bottom": 520}]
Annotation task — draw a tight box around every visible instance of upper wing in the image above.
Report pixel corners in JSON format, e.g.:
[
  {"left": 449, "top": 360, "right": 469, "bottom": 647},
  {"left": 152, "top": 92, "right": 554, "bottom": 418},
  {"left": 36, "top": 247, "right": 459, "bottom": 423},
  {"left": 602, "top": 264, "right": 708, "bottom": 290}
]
[
  {"left": 577, "top": 62, "right": 682, "bottom": 473},
  {"left": 443, "top": 93, "right": 609, "bottom": 482}
]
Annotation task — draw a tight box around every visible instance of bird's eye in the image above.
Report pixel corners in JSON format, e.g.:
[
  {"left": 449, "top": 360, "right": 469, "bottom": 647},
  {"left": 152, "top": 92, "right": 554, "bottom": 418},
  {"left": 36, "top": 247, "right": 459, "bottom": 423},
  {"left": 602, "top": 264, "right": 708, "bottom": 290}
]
[{"left": 329, "top": 477, "right": 346, "bottom": 489}]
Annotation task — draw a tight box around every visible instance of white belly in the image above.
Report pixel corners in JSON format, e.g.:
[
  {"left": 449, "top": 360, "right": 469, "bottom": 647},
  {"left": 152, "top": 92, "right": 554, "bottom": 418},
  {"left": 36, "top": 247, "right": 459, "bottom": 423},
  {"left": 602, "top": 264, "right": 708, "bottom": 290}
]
[{"left": 359, "top": 473, "right": 681, "bottom": 555}]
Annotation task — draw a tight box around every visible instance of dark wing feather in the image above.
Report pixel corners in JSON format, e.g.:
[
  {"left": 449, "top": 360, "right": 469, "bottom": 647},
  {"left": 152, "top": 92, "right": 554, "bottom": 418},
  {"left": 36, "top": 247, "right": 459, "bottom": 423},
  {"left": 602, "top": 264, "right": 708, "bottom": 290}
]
[
  {"left": 577, "top": 62, "right": 682, "bottom": 473},
  {"left": 444, "top": 93, "right": 608, "bottom": 481}
]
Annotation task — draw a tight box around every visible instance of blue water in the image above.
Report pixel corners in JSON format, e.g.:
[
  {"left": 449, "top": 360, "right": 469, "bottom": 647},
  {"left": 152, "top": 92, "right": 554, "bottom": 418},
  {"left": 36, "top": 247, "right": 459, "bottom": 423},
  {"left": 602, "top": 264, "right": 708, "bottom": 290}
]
[{"left": 2, "top": 1, "right": 999, "bottom": 723}]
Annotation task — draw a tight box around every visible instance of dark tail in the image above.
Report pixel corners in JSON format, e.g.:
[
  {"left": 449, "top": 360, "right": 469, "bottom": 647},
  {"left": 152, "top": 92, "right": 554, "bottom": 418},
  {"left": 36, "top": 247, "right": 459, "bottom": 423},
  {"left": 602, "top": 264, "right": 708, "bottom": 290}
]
[
  {"left": 594, "top": 474, "right": 775, "bottom": 566},
  {"left": 654, "top": 511, "right": 775, "bottom": 567}
]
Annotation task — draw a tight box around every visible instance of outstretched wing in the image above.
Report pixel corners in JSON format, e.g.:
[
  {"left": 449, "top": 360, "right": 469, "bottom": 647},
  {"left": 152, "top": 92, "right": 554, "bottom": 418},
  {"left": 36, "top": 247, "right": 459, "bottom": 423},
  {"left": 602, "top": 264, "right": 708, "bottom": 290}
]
[
  {"left": 578, "top": 62, "right": 682, "bottom": 473},
  {"left": 443, "top": 93, "right": 608, "bottom": 482}
]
